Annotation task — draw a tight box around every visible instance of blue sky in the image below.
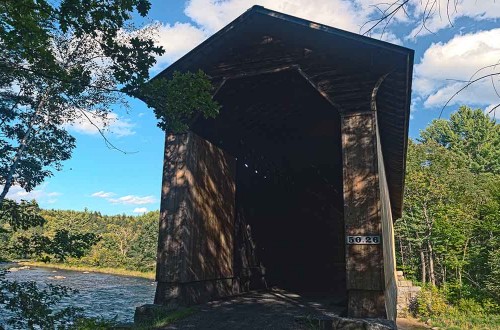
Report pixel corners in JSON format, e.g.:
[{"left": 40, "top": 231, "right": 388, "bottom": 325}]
[{"left": 6, "top": 0, "right": 500, "bottom": 215}]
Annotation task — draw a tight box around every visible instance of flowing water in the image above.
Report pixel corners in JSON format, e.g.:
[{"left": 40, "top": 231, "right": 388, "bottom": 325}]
[{"left": 0, "top": 263, "right": 156, "bottom": 326}]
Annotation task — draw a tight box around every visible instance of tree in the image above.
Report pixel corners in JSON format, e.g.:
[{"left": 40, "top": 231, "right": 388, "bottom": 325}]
[
  {"left": 0, "top": 0, "right": 163, "bottom": 203},
  {"left": 0, "top": 199, "right": 45, "bottom": 232},
  {"left": 398, "top": 140, "right": 472, "bottom": 285},
  {"left": 46, "top": 229, "right": 100, "bottom": 262},
  {"left": 420, "top": 106, "right": 500, "bottom": 175},
  {"left": 0, "top": 1, "right": 221, "bottom": 204},
  {"left": 137, "top": 70, "right": 220, "bottom": 134},
  {"left": 397, "top": 106, "right": 500, "bottom": 308},
  {"left": 0, "top": 200, "right": 103, "bottom": 328}
]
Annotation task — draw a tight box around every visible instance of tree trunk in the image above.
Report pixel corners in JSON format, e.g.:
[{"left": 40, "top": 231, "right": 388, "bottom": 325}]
[
  {"left": 399, "top": 234, "right": 405, "bottom": 268},
  {"left": 459, "top": 238, "right": 470, "bottom": 287},
  {"left": 427, "top": 240, "right": 436, "bottom": 286},
  {"left": 416, "top": 231, "right": 426, "bottom": 284},
  {"left": 420, "top": 248, "right": 426, "bottom": 284},
  {"left": 422, "top": 205, "right": 435, "bottom": 285},
  {"left": 443, "top": 263, "right": 447, "bottom": 285}
]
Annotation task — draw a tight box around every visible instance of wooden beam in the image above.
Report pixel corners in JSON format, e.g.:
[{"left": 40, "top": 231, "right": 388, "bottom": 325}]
[{"left": 341, "top": 111, "right": 385, "bottom": 318}]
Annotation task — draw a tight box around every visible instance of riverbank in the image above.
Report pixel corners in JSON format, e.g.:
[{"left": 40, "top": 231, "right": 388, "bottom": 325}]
[{"left": 17, "top": 261, "right": 156, "bottom": 280}]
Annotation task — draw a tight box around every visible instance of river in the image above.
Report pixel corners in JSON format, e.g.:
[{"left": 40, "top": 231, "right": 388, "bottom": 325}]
[{"left": 0, "top": 263, "right": 156, "bottom": 327}]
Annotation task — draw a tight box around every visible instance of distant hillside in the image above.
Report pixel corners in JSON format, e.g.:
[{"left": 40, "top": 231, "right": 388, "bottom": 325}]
[{"left": 0, "top": 209, "right": 159, "bottom": 273}]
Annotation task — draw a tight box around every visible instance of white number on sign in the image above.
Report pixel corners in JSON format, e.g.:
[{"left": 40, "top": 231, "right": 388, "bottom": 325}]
[{"left": 346, "top": 236, "right": 381, "bottom": 245}]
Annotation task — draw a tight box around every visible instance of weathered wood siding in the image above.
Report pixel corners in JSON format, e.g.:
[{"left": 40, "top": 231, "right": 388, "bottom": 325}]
[
  {"left": 156, "top": 133, "right": 190, "bottom": 284},
  {"left": 183, "top": 132, "right": 236, "bottom": 282},
  {"left": 376, "top": 111, "right": 398, "bottom": 321},
  {"left": 341, "top": 111, "right": 385, "bottom": 317},
  {"left": 154, "top": 132, "right": 237, "bottom": 306}
]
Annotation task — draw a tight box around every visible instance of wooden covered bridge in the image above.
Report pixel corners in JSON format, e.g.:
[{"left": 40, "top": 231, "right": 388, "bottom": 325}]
[{"left": 151, "top": 6, "right": 413, "bottom": 321}]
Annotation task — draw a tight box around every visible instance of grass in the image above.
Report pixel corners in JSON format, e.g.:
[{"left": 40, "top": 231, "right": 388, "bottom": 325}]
[
  {"left": 428, "top": 313, "right": 500, "bottom": 330},
  {"left": 132, "top": 307, "right": 196, "bottom": 329},
  {"left": 17, "top": 261, "right": 156, "bottom": 280},
  {"left": 72, "top": 307, "right": 196, "bottom": 329}
]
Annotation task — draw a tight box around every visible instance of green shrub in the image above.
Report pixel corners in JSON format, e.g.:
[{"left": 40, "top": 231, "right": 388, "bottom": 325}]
[
  {"left": 456, "top": 298, "right": 485, "bottom": 315},
  {"left": 482, "top": 298, "right": 500, "bottom": 314},
  {"left": 134, "top": 307, "right": 195, "bottom": 329},
  {"left": 412, "top": 285, "right": 450, "bottom": 317},
  {"left": 0, "top": 276, "right": 83, "bottom": 329}
]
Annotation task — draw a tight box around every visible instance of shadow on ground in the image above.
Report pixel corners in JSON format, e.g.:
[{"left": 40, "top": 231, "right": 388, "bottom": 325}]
[{"left": 162, "top": 289, "right": 347, "bottom": 329}]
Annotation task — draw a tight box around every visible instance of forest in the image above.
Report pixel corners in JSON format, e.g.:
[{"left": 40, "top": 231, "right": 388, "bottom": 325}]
[
  {"left": 394, "top": 106, "right": 500, "bottom": 327},
  {"left": 0, "top": 210, "right": 159, "bottom": 275}
]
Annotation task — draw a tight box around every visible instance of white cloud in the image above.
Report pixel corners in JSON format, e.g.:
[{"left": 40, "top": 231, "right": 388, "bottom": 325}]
[
  {"left": 413, "top": 28, "right": 500, "bottom": 109},
  {"left": 91, "top": 191, "right": 116, "bottom": 198},
  {"left": 184, "top": 0, "right": 387, "bottom": 34},
  {"left": 152, "top": 22, "right": 208, "bottom": 71},
  {"left": 108, "top": 195, "right": 156, "bottom": 205},
  {"left": 91, "top": 191, "right": 156, "bottom": 205},
  {"left": 133, "top": 207, "right": 149, "bottom": 213},
  {"left": 3, "top": 184, "right": 61, "bottom": 203},
  {"left": 68, "top": 110, "right": 135, "bottom": 137},
  {"left": 408, "top": 0, "right": 500, "bottom": 38},
  {"left": 147, "top": 1, "right": 499, "bottom": 73}
]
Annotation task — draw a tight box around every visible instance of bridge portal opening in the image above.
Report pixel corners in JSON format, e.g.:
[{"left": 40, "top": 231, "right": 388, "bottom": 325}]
[{"left": 192, "top": 69, "right": 346, "bottom": 297}]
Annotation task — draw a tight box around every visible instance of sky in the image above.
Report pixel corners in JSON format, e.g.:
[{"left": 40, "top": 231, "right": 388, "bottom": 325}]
[{"left": 5, "top": 0, "right": 500, "bottom": 215}]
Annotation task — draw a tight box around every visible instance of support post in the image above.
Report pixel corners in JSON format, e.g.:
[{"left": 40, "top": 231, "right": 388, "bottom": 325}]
[
  {"left": 155, "top": 133, "right": 189, "bottom": 307},
  {"left": 341, "top": 111, "right": 386, "bottom": 318}
]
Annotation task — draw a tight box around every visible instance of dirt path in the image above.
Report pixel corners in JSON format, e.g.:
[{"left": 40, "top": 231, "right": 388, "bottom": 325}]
[
  {"left": 162, "top": 289, "right": 346, "bottom": 329},
  {"left": 396, "top": 317, "right": 428, "bottom": 329}
]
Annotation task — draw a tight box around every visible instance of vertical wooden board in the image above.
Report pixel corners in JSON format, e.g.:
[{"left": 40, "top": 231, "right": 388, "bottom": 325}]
[
  {"left": 183, "top": 132, "right": 236, "bottom": 282},
  {"left": 341, "top": 112, "right": 384, "bottom": 291},
  {"left": 156, "top": 134, "right": 190, "bottom": 283}
]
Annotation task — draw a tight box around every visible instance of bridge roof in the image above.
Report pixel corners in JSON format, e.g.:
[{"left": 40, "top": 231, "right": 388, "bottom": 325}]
[{"left": 152, "top": 5, "right": 414, "bottom": 219}]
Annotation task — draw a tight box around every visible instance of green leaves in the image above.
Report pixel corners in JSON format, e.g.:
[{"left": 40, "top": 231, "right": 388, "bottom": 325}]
[
  {"left": 12, "top": 230, "right": 100, "bottom": 263},
  {"left": 138, "top": 70, "right": 221, "bottom": 133},
  {"left": 0, "top": 200, "right": 100, "bottom": 263},
  {"left": 0, "top": 276, "right": 83, "bottom": 329},
  {"left": 47, "top": 230, "right": 101, "bottom": 262},
  {"left": 398, "top": 105, "right": 500, "bottom": 309},
  {"left": 0, "top": 0, "right": 167, "bottom": 202},
  {"left": 420, "top": 106, "right": 500, "bottom": 174},
  {"left": 0, "top": 199, "right": 45, "bottom": 232}
]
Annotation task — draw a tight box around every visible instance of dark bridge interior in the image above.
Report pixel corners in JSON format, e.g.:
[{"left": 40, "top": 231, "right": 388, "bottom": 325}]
[{"left": 192, "top": 69, "right": 346, "bottom": 297}]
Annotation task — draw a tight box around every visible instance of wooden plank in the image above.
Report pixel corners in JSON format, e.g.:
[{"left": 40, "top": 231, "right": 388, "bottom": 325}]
[{"left": 183, "top": 132, "right": 236, "bottom": 282}]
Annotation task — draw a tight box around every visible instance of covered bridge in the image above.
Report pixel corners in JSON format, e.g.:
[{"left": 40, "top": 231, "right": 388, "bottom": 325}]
[{"left": 151, "top": 6, "right": 413, "bottom": 320}]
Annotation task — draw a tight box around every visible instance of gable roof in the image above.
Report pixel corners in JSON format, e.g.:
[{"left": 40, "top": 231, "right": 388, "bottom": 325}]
[{"left": 152, "top": 5, "right": 414, "bottom": 219}]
